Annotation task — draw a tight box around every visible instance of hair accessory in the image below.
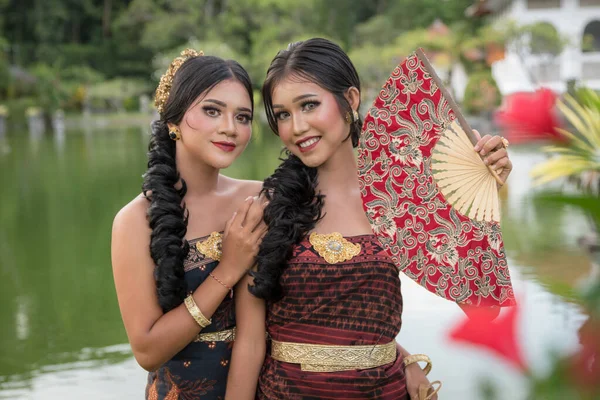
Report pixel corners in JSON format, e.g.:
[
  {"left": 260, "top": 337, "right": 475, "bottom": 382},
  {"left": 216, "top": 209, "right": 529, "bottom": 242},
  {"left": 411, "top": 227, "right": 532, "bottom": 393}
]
[{"left": 154, "top": 48, "right": 204, "bottom": 114}]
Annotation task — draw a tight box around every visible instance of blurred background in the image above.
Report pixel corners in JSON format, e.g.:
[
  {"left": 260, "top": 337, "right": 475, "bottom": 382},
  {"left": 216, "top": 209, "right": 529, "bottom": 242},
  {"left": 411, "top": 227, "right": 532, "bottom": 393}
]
[{"left": 0, "top": 0, "right": 599, "bottom": 399}]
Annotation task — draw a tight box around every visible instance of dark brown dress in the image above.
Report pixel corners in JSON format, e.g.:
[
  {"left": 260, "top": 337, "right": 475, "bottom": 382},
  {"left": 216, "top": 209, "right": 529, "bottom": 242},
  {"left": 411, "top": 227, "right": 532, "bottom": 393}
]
[{"left": 257, "top": 234, "right": 408, "bottom": 400}]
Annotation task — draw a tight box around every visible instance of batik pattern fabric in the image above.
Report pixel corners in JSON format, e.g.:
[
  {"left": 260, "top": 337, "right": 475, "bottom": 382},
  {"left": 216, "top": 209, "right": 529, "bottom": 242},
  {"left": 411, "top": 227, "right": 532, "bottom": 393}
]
[
  {"left": 357, "top": 51, "right": 516, "bottom": 307},
  {"left": 145, "top": 234, "right": 234, "bottom": 400}
]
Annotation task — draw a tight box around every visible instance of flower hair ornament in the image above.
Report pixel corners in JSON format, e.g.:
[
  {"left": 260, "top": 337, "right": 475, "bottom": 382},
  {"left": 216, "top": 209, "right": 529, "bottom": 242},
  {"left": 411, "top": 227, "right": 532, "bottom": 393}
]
[{"left": 154, "top": 48, "right": 204, "bottom": 114}]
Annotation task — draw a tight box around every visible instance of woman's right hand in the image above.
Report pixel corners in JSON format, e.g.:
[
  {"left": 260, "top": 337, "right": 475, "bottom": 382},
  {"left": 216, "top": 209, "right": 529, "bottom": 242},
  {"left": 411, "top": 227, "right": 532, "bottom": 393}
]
[
  {"left": 406, "top": 363, "right": 438, "bottom": 400},
  {"left": 219, "top": 196, "right": 268, "bottom": 282}
]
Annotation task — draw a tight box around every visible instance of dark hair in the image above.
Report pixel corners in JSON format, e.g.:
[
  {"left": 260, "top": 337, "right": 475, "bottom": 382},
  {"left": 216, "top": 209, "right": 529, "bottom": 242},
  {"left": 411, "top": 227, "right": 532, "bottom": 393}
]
[
  {"left": 142, "top": 55, "right": 253, "bottom": 313},
  {"left": 250, "top": 38, "right": 362, "bottom": 301}
]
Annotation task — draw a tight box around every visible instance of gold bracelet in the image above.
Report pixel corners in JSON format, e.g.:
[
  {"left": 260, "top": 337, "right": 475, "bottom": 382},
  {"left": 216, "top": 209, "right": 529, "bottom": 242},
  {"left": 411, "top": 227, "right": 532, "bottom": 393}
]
[
  {"left": 403, "top": 353, "right": 432, "bottom": 376},
  {"left": 184, "top": 294, "right": 211, "bottom": 328}
]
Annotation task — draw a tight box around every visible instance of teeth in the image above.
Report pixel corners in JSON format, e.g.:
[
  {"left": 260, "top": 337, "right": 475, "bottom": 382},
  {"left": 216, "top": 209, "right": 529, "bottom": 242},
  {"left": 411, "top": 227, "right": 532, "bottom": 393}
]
[{"left": 299, "top": 137, "right": 320, "bottom": 148}]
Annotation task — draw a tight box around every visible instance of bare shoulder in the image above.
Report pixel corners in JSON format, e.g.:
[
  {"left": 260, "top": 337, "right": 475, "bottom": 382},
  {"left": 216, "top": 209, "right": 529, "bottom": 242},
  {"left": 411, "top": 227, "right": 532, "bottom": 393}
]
[
  {"left": 236, "top": 179, "right": 263, "bottom": 198},
  {"left": 220, "top": 176, "right": 263, "bottom": 200},
  {"left": 112, "top": 194, "right": 151, "bottom": 246}
]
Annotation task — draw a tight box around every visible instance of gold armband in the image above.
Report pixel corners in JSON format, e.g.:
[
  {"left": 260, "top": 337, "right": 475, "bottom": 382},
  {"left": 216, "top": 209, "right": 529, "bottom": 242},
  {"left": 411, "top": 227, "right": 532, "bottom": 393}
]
[
  {"left": 403, "top": 353, "right": 432, "bottom": 376},
  {"left": 184, "top": 294, "right": 211, "bottom": 328}
]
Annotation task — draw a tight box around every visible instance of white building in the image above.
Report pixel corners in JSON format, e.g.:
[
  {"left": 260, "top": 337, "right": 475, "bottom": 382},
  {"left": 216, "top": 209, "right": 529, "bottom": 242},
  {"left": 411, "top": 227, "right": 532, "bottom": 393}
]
[{"left": 472, "top": 0, "right": 600, "bottom": 94}]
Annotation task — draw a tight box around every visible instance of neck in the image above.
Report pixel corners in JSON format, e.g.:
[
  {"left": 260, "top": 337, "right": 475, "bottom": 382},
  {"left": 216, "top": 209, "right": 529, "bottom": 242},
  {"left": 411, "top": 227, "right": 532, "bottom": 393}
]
[
  {"left": 316, "top": 140, "right": 359, "bottom": 196},
  {"left": 175, "top": 147, "right": 220, "bottom": 197}
]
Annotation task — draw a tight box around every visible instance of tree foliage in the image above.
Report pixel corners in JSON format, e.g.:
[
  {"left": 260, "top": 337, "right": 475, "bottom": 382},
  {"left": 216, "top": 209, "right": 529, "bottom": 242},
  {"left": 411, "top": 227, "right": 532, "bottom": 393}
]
[{"left": 0, "top": 0, "right": 479, "bottom": 81}]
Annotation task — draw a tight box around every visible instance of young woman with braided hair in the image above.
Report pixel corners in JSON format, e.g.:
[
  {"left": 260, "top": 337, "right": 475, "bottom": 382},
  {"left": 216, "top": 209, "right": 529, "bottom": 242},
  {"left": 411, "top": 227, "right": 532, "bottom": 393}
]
[
  {"left": 226, "top": 38, "right": 513, "bottom": 400},
  {"left": 111, "top": 49, "right": 267, "bottom": 399}
]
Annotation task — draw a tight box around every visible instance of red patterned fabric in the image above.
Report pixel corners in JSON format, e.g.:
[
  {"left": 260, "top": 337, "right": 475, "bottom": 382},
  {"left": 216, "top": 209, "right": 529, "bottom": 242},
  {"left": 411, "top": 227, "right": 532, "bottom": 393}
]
[
  {"left": 357, "top": 52, "right": 515, "bottom": 307},
  {"left": 257, "top": 234, "right": 407, "bottom": 400}
]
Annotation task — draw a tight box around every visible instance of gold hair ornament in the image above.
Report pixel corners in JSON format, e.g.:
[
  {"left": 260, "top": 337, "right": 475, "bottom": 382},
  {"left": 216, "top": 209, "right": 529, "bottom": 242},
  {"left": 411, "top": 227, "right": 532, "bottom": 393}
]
[{"left": 154, "top": 48, "right": 204, "bottom": 114}]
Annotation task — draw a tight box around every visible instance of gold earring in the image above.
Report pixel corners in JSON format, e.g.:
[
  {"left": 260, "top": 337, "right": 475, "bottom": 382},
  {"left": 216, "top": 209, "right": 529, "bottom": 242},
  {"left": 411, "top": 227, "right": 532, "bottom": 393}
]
[
  {"left": 345, "top": 110, "right": 359, "bottom": 124},
  {"left": 169, "top": 128, "right": 181, "bottom": 141}
]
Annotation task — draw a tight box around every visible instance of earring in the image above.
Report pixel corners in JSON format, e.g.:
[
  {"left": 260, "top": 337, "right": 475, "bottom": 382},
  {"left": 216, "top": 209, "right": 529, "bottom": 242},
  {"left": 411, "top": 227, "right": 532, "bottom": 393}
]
[
  {"left": 169, "top": 128, "right": 181, "bottom": 141},
  {"left": 345, "top": 109, "right": 359, "bottom": 124}
]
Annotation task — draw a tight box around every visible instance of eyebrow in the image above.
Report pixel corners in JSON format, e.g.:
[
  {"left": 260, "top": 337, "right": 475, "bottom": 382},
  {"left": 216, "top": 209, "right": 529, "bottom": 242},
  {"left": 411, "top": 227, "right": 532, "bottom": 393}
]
[
  {"left": 204, "top": 99, "right": 252, "bottom": 113},
  {"left": 272, "top": 93, "right": 318, "bottom": 109}
]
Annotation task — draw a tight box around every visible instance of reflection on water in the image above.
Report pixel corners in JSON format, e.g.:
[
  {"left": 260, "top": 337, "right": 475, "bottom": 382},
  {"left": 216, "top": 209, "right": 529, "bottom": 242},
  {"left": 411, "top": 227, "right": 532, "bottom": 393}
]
[
  {"left": 0, "top": 345, "right": 139, "bottom": 400},
  {"left": 0, "top": 124, "right": 592, "bottom": 399}
]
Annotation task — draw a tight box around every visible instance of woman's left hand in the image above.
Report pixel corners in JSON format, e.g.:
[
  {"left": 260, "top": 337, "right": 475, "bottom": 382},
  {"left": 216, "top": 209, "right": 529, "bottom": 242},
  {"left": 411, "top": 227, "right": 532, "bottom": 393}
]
[
  {"left": 405, "top": 363, "right": 438, "bottom": 400},
  {"left": 473, "top": 129, "right": 512, "bottom": 186}
]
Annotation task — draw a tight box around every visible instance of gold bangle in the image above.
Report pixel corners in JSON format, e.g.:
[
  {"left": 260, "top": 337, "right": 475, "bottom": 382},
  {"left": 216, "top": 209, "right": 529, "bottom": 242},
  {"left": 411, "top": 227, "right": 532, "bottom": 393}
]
[
  {"left": 184, "top": 294, "right": 211, "bottom": 328},
  {"left": 403, "top": 353, "right": 432, "bottom": 376}
]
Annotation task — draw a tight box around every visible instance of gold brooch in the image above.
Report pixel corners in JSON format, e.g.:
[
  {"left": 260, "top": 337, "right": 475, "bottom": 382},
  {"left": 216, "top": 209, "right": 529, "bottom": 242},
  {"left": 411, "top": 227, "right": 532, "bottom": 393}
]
[
  {"left": 196, "top": 232, "right": 223, "bottom": 261},
  {"left": 309, "top": 232, "right": 361, "bottom": 264}
]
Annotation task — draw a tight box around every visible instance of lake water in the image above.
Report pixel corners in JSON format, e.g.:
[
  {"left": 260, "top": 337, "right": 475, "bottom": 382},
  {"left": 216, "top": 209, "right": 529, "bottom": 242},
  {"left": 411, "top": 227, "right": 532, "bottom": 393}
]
[{"left": 0, "top": 121, "right": 592, "bottom": 399}]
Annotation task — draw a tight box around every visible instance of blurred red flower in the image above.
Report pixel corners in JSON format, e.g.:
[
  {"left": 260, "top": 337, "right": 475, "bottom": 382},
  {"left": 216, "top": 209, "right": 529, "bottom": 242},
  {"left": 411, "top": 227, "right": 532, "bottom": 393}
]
[
  {"left": 449, "top": 305, "right": 527, "bottom": 372},
  {"left": 495, "top": 88, "right": 565, "bottom": 144}
]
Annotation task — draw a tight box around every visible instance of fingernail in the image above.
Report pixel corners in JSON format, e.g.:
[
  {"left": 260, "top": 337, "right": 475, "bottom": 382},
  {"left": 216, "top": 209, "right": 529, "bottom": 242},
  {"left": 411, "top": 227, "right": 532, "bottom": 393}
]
[
  {"left": 483, "top": 158, "right": 489, "bottom": 165},
  {"left": 480, "top": 150, "right": 486, "bottom": 156},
  {"left": 474, "top": 145, "right": 480, "bottom": 151},
  {"left": 245, "top": 196, "right": 253, "bottom": 201}
]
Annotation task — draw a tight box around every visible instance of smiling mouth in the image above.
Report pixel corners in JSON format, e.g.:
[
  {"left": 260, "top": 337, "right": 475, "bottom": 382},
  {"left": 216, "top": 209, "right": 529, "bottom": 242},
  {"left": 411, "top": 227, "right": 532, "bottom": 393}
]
[
  {"left": 297, "top": 137, "right": 321, "bottom": 152},
  {"left": 212, "top": 142, "right": 236, "bottom": 152}
]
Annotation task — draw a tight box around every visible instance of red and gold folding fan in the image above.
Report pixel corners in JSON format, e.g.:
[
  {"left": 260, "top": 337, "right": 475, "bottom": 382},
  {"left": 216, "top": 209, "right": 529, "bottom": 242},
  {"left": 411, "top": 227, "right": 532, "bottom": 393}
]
[{"left": 357, "top": 49, "right": 515, "bottom": 307}]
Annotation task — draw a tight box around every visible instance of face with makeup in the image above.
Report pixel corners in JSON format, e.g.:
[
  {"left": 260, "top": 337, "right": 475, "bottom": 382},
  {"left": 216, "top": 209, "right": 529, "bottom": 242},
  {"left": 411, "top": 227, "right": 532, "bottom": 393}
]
[
  {"left": 169, "top": 78, "right": 253, "bottom": 170},
  {"left": 272, "top": 77, "right": 356, "bottom": 168}
]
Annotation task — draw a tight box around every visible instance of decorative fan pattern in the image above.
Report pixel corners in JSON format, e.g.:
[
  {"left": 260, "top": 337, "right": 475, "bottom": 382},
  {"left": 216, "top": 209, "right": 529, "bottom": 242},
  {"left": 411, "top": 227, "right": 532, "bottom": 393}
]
[
  {"left": 357, "top": 50, "right": 515, "bottom": 307},
  {"left": 432, "top": 119, "right": 500, "bottom": 222}
]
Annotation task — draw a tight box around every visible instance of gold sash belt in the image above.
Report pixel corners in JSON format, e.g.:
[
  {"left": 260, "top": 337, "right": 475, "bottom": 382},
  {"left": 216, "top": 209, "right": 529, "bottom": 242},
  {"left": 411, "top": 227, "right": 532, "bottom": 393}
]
[
  {"left": 270, "top": 339, "right": 397, "bottom": 372},
  {"left": 194, "top": 327, "right": 235, "bottom": 342}
]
